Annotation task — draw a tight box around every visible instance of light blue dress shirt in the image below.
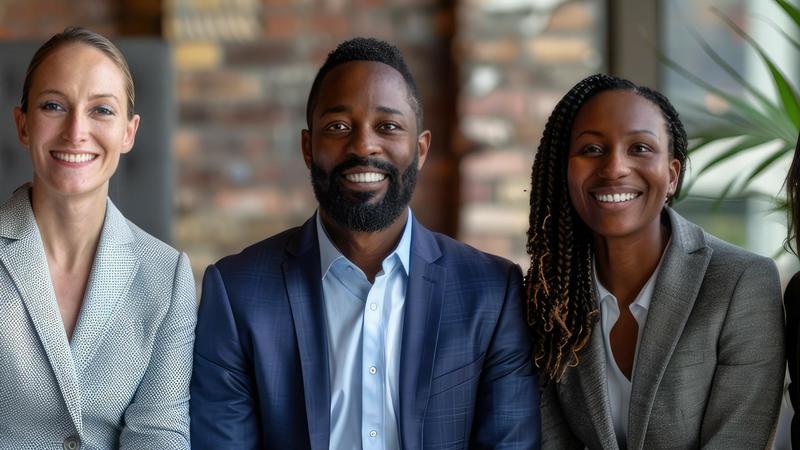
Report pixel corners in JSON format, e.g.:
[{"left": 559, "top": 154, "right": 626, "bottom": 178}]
[{"left": 316, "top": 211, "right": 412, "bottom": 450}]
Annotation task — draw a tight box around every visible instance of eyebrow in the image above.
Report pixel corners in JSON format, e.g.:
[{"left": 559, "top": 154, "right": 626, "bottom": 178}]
[
  {"left": 376, "top": 106, "right": 405, "bottom": 116},
  {"left": 36, "top": 89, "right": 119, "bottom": 102},
  {"left": 318, "top": 105, "right": 406, "bottom": 118},
  {"left": 575, "top": 129, "right": 658, "bottom": 138}
]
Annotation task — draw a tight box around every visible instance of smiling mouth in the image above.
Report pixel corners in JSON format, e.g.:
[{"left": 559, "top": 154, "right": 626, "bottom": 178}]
[
  {"left": 344, "top": 172, "right": 387, "bottom": 183},
  {"left": 592, "top": 192, "right": 642, "bottom": 203},
  {"left": 51, "top": 151, "right": 98, "bottom": 164}
]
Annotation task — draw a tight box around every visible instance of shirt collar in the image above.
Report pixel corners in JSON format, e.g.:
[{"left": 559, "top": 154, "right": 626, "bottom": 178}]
[
  {"left": 592, "top": 237, "right": 672, "bottom": 312},
  {"left": 316, "top": 209, "right": 413, "bottom": 280}
]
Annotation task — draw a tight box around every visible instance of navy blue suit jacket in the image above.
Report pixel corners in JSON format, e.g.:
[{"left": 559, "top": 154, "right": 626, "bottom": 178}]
[{"left": 190, "top": 215, "right": 540, "bottom": 449}]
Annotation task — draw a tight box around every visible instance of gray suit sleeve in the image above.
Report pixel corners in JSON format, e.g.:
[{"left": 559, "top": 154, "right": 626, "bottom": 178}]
[{"left": 700, "top": 256, "right": 785, "bottom": 449}]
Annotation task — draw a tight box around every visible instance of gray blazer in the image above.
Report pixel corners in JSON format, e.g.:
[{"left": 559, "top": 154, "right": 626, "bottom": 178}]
[
  {"left": 0, "top": 185, "right": 196, "bottom": 449},
  {"left": 542, "top": 208, "right": 785, "bottom": 450}
]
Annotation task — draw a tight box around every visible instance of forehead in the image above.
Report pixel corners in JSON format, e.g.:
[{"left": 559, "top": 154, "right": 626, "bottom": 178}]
[
  {"left": 30, "top": 43, "right": 126, "bottom": 96},
  {"left": 314, "top": 61, "right": 413, "bottom": 113},
  {"left": 572, "top": 89, "right": 666, "bottom": 135}
]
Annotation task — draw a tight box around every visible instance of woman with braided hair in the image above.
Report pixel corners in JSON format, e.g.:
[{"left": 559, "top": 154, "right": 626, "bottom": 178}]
[{"left": 528, "top": 74, "right": 785, "bottom": 449}]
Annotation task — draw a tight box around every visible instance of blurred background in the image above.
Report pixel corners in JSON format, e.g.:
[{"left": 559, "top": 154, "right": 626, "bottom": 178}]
[
  {"left": 0, "top": 0, "right": 794, "bottom": 277},
  {"left": 0, "top": 0, "right": 797, "bottom": 446}
]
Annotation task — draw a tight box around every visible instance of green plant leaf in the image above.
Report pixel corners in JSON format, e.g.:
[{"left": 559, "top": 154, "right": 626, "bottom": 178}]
[
  {"left": 694, "top": 135, "right": 773, "bottom": 178},
  {"left": 713, "top": 7, "right": 800, "bottom": 128},
  {"left": 743, "top": 142, "right": 794, "bottom": 184},
  {"left": 685, "top": 25, "right": 775, "bottom": 112},
  {"left": 776, "top": 0, "right": 800, "bottom": 28},
  {"left": 753, "top": 12, "right": 800, "bottom": 53}
]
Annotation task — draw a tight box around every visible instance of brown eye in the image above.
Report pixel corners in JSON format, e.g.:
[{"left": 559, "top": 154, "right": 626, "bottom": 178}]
[
  {"left": 325, "top": 122, "right": 350, "bottom": 132},
  {"left": 582, "top": 144, "right": 603, "bottom": 155},
  {"left": 379, "top": 122, "right": 399, "bottom": 131}
]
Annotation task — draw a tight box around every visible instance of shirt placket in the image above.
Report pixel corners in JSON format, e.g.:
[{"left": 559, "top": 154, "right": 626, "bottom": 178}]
[{"left": 362, "top": 264, "right": 390, "bottom": 449}]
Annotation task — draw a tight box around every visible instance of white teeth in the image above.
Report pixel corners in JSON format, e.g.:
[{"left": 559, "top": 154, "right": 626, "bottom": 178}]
[
  {"left": 52, "top": 152, "right": 96, "bottom": 163},
  {"left": 595, "top": 192, "right": 640, "bottom": 203},
  {"left": 345, "top": 172, "right": 386, "bottom": 183}
]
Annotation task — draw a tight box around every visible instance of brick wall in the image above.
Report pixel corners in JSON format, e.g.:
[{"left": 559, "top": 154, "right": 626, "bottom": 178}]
[
  {"left": 0, "top": 0, "right": 606, "bottom": 277},
  {"left": 0, "top": 0, "right": 160, "bottom": 37},
  {"left": 167, "top": 0, "right": 458, "bottom": 275},
  {"left": 456, "top": 0, "right": 605, "bottom": 268}
]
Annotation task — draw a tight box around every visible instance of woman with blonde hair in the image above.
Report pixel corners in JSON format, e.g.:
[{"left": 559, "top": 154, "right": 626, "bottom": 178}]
[{"left": 1, "top": 27, "right": 194, "bottom": 448}]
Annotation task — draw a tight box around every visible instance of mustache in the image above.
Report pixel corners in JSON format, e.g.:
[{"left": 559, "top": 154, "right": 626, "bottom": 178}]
[{"left": 330, "top": 156, "right": 399, "bottom": 179}]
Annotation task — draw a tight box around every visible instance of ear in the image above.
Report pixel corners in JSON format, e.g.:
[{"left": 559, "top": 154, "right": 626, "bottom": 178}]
[
  {"left": 416, "top": 129, "right": 431, "bottom": 170},
  {"left": 668, "top": 157, "right": 681, "bottom": 197},
  {"left": 13, "top": 107, "right": 29, "bottom": 149},
  {"left": 121, "top": 114, "right": 140, "bottom": 154},
  {"left": 301, "top": 129, "right": 312, "bottom": 170}
]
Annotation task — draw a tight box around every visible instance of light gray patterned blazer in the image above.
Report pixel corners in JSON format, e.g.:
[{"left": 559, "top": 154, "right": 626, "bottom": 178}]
[
  {"left": 0, "top": 185, "right": 196, "bottom": 450},
  {"left": 542, "top": 208, "right": 785, "bottom": 450}
]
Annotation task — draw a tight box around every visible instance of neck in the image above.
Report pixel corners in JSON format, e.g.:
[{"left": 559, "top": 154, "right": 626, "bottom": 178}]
[
  {"left": 593, "top": 213, "right": 670, "bottom": 306},
  {"left": 319, "top": 208, "right": 408, "bottom": 283},
  {"left": 30, "top": 184, "right": 107, "bottom": 271}
]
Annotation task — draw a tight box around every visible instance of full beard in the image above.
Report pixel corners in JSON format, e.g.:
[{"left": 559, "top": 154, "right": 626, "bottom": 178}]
[{"left": 311, "top": 154, "right": 418, "bottom": 232}]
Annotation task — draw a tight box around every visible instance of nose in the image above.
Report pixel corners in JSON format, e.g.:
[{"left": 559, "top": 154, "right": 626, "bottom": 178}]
[
  {"left": 598, "top": 148, "right": 631, "bottom": 179},
  {"left": 348, "top": 125, "right": 382, "bottom": 157},
  {"left": 62, "top": 111, "right": 89, "bottom": 144}
]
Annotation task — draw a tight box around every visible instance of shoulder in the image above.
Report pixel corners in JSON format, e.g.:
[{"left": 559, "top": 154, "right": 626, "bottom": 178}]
[
  {"left": 214, "top": 225, "right": 303, "bottom": 276},
  {"left": 424, "top": 227, "right": 517, "bottom": 269},
  {"left": 125, "top": 219, "right": 189, "bottom": 279},
  {"left": 703, "top": 231, "right": 777, "bottom": 277},
  {"left": 669, "top": 208, "right": 775, "bottom": 275},
  {"left": 417, "top": 225, "right": 520, "bottom": 284}
]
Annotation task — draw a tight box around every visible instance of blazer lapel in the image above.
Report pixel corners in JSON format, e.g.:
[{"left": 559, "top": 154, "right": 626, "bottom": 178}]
[
  {"left": 283, "top": 216, "right": 330, "bottom": 450},
  {"left": 627, "top": 209, "right": 712, "bottom": 450},
  {"left": 69, "top": 200, "right": 138, "bottom": 375},
  {"left": 572, "top": 313, "right": 618, "bottom": 449},
  {"left": 0, "top": 186, "right": 83, "bottom": 433},
  {"left": 398, "top": 220, "right": 445, "bottom": 449}
]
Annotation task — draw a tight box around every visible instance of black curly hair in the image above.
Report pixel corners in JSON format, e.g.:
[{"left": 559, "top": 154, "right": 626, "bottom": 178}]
[
  {"left": 526, "top": 73, "right": 688, "bottom": 382},
  {"left": 305, "top": 37, "right": 423, "bottom": 131}
]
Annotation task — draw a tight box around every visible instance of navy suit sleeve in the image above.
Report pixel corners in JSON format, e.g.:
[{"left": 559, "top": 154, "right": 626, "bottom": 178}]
[
  {"left": 470, "top": 264, "right": 541, "bottom": 449},
  {"left": 190, "top": 264, "right": 260, "bottom": 449}
]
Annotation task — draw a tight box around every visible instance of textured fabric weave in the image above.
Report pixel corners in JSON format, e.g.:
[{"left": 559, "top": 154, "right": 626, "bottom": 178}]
[{"left": 0, "top": 185, "right": 196, "bottom": 449}]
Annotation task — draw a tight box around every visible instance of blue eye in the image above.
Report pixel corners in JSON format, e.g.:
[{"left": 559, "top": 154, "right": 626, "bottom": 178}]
[
  {"left": 41, "top": 101, "right": 64, "bottom": 112},
  {"left": 93, "top": 106, "right": 115, "bottom": 116}
]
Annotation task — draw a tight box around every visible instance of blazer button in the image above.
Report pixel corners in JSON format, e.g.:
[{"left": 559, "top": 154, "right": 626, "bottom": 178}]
[{"left": 63, "top": 436, "right": 80, "bottom": 450}]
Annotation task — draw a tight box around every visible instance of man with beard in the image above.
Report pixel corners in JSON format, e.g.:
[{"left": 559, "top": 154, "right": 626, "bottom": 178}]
[{"left": 190, "top": 38, "right": 540, "bottom": 449}]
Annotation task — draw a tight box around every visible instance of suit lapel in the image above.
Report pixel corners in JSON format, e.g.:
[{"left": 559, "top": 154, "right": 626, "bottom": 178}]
[
  {"left": 69, "top": 200, "right": 138, "bottom": 375},
  {"left": 398, "top": 221, "right": 445, "bottom": 449},
  {"left": 627, "top": 209, "right": 712, "bottom": 450},
  {"left": 283, "top": 216, "right": 330, "bottom": 450},
  {"left": 572, "top": 312, "right": 618, "bottom": 449},
  {"left": 0, "top": 186, "right": 83, "bottom": 433}
]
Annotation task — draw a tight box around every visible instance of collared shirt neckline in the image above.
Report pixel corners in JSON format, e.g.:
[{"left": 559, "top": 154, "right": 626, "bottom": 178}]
[
  {"left": 316, "top": 209, "right": 413, "bottom": 282},
  {"left": 593, "top": 236, "right": 671, "bottom": 448}
]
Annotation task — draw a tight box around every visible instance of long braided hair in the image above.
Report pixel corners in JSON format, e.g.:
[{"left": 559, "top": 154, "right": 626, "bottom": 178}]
[{"left": 526, "top": 74, "right": 688, "bottom": 382}]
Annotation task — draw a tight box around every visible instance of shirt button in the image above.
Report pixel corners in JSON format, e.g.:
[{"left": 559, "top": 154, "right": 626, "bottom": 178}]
[
  {"left": 369, "top": 430, "right": 377, "bottom": 438},
  {"left": 63, "top": 436, "right": 80, "bottom": 450},
  {"left": 370, "top": 303, "right": 377, "bottom": 311},
  {"left": 369, "top": 366, "right": 377, "bottom": 374}
]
